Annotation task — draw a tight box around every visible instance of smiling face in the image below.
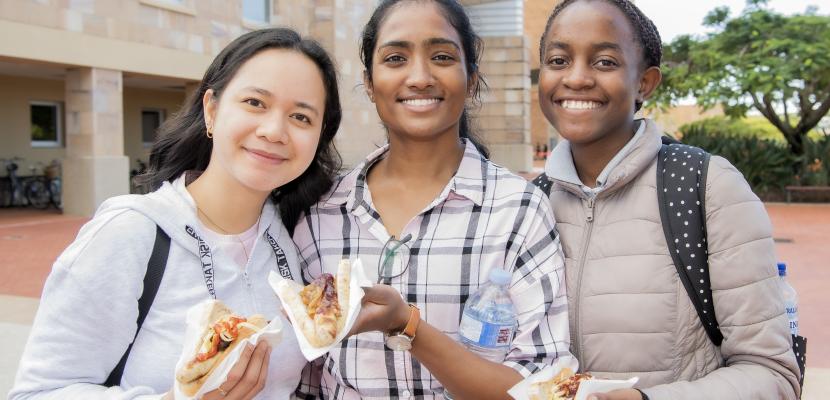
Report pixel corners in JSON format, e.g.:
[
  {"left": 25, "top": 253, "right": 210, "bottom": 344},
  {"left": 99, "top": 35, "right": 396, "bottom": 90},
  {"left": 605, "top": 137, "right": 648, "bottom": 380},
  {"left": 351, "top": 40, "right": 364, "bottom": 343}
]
[
  {"left": 365, "top": 1, "right": 472, "bottom": 141},
  {"left": 203, "top": 48, "right": 326, "bottom": 194},
  {"left": 538, "top": 0, "right": 660, "bottom": 146}
]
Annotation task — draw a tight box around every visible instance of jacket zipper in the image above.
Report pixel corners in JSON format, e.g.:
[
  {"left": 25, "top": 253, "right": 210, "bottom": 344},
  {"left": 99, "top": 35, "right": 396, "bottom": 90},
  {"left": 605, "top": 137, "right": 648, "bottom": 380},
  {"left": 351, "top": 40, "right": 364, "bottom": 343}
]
[{"left": 574, "top": 197, "right": 595, "bottom": 364}]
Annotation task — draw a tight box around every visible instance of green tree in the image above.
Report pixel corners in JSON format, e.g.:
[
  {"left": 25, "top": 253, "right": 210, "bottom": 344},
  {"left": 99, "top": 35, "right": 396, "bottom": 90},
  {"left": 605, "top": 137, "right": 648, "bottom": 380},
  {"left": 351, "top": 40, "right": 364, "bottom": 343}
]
[{"left": 652, "top": 0, "right": 830, "bottom": 158}]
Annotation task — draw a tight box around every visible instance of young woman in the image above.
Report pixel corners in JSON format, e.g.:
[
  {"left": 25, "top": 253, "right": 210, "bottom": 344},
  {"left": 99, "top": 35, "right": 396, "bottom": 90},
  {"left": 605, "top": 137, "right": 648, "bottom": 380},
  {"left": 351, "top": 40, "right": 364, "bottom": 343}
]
[
  {"left": 10, "top": 28, "right": 342, "bottom": 399},
  {"left": 533, "top": 1, "right": 801, "bottom": 399},
  {"left": 292, "top": 0, "right": 570, "bottom": 398}
]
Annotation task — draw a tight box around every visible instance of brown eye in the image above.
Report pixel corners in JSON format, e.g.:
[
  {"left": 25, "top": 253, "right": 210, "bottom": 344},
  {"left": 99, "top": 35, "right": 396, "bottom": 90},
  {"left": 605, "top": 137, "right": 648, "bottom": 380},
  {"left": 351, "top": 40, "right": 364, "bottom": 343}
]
[
  {"left": 244, "top": 98, "right": 264, "bottom": 108},
  {"left": 383, "top": 54, "right": 406, "bottom": 64},
  {"left": 291, "top": 113, "right": 312, "bottom": 125},
  {"left": 546, "top": 56, "right": 568, "bottom": 68},
  {"left": 595, "top": 59, "right": 619, "bottom": 68}
]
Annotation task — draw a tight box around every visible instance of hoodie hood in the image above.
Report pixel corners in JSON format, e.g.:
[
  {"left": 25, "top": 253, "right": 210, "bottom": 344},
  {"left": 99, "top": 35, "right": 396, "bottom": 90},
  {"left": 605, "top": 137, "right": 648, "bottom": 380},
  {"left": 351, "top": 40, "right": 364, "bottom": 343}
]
[{"left": 94, "top": 174, "right": 281, "bottom": 256}]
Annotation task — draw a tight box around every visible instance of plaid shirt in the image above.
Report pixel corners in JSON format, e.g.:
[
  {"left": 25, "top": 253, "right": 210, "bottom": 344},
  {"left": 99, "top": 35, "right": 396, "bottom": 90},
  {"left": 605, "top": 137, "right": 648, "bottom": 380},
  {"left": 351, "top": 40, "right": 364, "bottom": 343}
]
[{"left": 292, "top": 140, "right": 570, "bottom": 399}]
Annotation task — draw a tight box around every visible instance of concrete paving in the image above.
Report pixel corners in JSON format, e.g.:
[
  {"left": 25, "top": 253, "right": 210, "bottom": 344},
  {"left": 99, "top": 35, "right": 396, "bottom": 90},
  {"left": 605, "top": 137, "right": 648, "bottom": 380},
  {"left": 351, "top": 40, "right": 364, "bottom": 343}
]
[{"left": 1, "top": 204, "right": 828, "bottom": 398}]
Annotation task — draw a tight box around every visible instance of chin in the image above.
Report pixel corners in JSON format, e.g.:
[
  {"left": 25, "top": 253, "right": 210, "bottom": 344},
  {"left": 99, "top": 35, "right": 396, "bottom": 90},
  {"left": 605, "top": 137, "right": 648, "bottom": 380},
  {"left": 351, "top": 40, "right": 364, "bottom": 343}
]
[
  {"left": 239, "top": 172, "right": 295, "bottom": 194},
  {"left": 555, "top": 123, "right": 601, "bottom": 145}
]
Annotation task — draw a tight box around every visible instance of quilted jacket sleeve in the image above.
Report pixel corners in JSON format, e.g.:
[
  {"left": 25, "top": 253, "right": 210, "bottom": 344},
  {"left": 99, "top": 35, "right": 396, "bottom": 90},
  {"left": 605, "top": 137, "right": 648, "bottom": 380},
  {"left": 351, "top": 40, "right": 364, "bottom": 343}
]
[{"left": 643, "top": 156, "right": 800, "bottom": 399}]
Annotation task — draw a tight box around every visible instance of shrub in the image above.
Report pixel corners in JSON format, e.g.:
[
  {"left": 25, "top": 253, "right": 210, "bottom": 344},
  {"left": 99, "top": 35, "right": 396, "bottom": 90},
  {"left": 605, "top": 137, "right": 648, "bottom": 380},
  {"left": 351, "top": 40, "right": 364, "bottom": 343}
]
[{"left": 679, "top": 117, "right": 796, "bottom": 194}]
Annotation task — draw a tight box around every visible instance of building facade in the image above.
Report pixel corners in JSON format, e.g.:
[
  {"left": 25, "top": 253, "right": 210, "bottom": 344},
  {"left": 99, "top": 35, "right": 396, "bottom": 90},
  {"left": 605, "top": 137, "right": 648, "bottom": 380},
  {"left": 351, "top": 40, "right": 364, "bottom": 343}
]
[{"left": 0, "top": 0, "right": 553, "bottom": 216}]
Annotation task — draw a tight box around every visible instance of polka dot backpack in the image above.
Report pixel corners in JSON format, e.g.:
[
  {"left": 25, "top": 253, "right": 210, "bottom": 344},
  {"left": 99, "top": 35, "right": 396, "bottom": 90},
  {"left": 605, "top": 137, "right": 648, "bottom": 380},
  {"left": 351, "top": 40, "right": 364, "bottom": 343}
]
[
  {"left": 658, "top": 136, "right": 805, "bottom": 392},
  {"left": 532, "top": 136, "right": 807, "bottom": 391}
]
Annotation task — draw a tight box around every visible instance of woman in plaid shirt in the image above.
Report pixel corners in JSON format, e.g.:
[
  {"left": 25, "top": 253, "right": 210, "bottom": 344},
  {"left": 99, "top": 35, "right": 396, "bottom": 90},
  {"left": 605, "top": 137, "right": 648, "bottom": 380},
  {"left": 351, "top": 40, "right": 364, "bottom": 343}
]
[{"left": 292, "top": 1, "right": 571, "bottom": 398}]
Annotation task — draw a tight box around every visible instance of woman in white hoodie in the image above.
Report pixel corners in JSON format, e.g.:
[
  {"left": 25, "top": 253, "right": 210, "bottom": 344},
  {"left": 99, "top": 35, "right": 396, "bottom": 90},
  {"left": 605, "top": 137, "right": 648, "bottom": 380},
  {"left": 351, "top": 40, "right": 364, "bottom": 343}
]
[{"left": 11, "top": 28, "right": 342, "bottom": 400}]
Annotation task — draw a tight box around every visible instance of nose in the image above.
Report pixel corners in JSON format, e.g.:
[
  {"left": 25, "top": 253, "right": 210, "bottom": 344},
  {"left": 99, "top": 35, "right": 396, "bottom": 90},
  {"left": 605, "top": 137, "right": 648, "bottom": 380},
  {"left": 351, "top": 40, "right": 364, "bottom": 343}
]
[
  {"left": 405, "top": 56, "right": 435, "bottom": 90},
  {"left": 562, "top": 63, "right": 595, "bottom": 90},
  {"left": 257, "top": 115, "right": 289, "bottom": 143}
]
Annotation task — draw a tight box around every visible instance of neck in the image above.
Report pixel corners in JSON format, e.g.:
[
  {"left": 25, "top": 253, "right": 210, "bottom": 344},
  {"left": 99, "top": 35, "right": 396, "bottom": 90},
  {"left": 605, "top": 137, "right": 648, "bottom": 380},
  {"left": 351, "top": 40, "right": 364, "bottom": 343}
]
[
  {"left": 570, "top": 120, "right": 639, "bottom": 188},
  {"left": 379, "top": 130, "right": 465, "bottom": 184},
  {"left": 186, "top": 166, "right": 269, "bottom": 234}
]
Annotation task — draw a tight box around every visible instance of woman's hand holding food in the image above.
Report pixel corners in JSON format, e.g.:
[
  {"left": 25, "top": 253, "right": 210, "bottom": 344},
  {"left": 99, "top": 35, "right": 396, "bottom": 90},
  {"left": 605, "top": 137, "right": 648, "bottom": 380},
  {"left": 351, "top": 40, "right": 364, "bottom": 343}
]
[
  {"left": 587, "top": 389, "right": 644, "bottom": 400},
  {"left": 348, "top": 284, "right": 410, "bottom": 336},
  {"left": 200, "top": 341, "right": 271, "bottom": 399}
]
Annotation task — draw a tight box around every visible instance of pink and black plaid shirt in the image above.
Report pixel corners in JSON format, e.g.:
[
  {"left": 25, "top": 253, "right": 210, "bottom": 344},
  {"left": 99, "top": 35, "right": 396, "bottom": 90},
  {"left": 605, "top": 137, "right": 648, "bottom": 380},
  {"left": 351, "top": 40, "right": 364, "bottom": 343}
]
[{"left": 292, "top": 140, "right": 570, "bottom": 399}]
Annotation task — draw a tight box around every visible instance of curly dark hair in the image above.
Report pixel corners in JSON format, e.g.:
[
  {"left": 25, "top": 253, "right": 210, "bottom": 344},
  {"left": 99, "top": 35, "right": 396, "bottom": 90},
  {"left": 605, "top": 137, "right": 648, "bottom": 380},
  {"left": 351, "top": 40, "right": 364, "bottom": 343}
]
[
  {"left": 360, "top": 0, "right": 489, "bottom": 158},
  {"left": 539, "top": 0, "right": 662, "bottom": 111},
  {"left": 137, "top": 28, "right": 342, "bottom": 233}
]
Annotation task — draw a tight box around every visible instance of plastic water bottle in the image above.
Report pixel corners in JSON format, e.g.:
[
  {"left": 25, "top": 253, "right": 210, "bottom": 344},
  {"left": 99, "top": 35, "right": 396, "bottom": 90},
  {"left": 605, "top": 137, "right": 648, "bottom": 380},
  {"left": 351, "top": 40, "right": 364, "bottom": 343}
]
[
  {"left": 458, "top": 268, "right": 517, "bottom": 362},
  {"left": 778, "top": 262, "right": 799, "bottom": 336},
  {"left": 444, "top": 269, "right": 517, "bottom": 399}
]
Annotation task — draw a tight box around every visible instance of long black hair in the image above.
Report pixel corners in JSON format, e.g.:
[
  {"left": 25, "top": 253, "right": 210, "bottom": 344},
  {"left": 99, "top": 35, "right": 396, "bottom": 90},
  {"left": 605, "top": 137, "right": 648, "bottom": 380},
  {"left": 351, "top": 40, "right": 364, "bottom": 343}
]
[
  {"left": 360, "top": 0, "right": 490, "bottom": 158},
  {"left": 138, "top": 28, "right": 342, "bottom": 232}
]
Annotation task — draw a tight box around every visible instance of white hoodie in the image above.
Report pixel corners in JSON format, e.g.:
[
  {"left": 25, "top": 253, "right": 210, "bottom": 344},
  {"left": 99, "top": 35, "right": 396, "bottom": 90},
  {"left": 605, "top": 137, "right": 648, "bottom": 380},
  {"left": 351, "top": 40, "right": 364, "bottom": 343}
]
[{"left": 10, "top": 176, "right": 307, "bottom": 400}]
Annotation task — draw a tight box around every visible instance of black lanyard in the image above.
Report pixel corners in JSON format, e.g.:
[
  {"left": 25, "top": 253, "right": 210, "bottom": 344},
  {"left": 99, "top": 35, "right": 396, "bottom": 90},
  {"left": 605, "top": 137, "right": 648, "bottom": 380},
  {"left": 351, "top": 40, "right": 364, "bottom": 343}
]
[{"left": 185, "top": 225, "right": 294, "bottom": 299}]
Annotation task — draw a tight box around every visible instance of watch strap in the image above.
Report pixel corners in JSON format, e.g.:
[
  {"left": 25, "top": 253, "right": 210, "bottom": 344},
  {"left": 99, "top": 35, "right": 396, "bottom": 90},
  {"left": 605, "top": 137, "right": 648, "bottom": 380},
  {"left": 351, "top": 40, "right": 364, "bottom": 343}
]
[{"left": 402, "top": 304, "right": 420, "bottom": 337}]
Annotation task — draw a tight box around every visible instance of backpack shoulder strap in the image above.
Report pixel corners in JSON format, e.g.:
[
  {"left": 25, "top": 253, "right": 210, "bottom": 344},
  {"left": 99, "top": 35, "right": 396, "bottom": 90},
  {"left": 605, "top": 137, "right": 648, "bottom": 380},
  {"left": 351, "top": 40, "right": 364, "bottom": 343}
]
[
  {"left": 532, "top": 173, "right": 555, "bottom": 196},
  {"left": 657, "top": 139, "right": 724, "bottom": 346},
  {"left": 104, "top": 225, "right": 171, "bottom": 387}
]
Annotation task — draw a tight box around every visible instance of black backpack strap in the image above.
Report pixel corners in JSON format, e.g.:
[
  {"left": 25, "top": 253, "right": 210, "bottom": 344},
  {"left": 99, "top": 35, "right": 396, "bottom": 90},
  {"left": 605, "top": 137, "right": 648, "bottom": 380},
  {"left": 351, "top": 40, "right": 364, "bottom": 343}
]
[
  {"left": 657, "top": 139, "right": 723, "bottom": 346},
  {"left": 531, "top": 173, "right": 555, "bottom": 196},
  {"left": 104, "top": 225, "right": 171, "bottom": 387}
]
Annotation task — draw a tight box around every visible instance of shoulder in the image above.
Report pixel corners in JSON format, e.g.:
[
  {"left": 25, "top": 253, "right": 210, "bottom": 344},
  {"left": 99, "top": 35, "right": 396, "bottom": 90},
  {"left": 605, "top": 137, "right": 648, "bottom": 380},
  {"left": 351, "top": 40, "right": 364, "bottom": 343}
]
[
  {"left": 485, "top": 161, "right": 551, "bottom": 207},
  {"left": 704, "top": 154, "right": 759, "bottom": 210},
  {"left": 310, "top": 165, "right": 361, "bottom": 211},
  {"left": 57, "top": 206, "right": 158, "bottom": 275}
]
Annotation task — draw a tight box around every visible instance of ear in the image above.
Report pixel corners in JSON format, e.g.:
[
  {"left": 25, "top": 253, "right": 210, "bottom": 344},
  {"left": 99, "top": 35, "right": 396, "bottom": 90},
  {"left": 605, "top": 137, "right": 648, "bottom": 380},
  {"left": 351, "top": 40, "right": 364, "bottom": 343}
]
[
  {"left": 637, "top": 66, "right": 662, "bottom": 103},
  {"left": 203, "top": 89, "right": 217, "bottom": 130},
  {"left": 363, "top": 70, "right": 374, "bottom": 103}
]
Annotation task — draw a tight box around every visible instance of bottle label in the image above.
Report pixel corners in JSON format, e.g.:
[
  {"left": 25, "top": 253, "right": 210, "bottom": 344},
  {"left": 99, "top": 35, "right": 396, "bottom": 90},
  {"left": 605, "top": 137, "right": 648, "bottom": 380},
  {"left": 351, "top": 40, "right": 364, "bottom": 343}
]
[
  {"left": 785, "top": 303, "right": 798, "bottom": 336},
  {"left": 459, "top": 315, "right": 515, "bottom": 348}
]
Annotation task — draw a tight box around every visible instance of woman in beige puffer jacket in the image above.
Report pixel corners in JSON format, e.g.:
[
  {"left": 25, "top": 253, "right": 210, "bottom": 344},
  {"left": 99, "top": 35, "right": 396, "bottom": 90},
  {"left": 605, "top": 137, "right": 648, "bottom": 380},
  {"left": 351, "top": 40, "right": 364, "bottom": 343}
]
[
  {"left": 540, "top": 120, "right": 800, "bottom": 399},
  {"left": 535, "top": 1, "right": 800, "bottom": 398}
]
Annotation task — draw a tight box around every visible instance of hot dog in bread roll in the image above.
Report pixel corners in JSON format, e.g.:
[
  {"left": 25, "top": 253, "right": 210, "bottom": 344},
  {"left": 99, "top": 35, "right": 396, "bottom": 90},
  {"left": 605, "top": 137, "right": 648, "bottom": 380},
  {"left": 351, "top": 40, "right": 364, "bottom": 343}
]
[
  {"left": 276, "top": 259, "right": 351, "bottom": 347},
  {"left": 175, "top": 301, "right": 267, "bottom": 396}
]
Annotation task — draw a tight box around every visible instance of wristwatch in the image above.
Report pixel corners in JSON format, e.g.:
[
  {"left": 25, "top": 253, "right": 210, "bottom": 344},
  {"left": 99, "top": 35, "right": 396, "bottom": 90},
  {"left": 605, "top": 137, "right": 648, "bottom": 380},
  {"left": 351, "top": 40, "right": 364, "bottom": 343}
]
[{"left": 384, "top": 304, "right": 420, "bottom": 351}]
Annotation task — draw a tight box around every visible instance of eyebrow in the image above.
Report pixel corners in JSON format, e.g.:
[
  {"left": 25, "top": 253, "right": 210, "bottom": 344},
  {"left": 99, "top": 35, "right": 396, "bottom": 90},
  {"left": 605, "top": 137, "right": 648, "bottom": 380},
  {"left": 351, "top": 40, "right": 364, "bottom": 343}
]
[
  {"left": 241, "top": 86, "right": 320, "bottom": 116},
  {"left": 545, "top": 41, "right": 570, "bottom": 52},
  {"left": 592, "top": 42, "right": 622, "bottom": 52},
  {"left": 544, "top": 41, "right": 623, "bottom": 53},
  {"left": 377, "top": 37, "right": 461, "bottom": 51}
]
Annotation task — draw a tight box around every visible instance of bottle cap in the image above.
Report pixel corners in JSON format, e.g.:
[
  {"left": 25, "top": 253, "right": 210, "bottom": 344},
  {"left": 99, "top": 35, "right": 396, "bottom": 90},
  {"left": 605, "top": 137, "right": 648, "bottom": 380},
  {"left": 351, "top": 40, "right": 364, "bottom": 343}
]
[
  {"left": 488, "top": 268, "right": 512, "bottom": 286},
  {"left": 777, "top": 262, "right": 787, "bottom": 277}
]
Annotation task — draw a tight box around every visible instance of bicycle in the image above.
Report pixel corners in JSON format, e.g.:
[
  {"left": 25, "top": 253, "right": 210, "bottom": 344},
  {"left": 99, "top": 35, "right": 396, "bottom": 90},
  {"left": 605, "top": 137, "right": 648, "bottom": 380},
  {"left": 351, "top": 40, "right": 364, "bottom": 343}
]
[
  {"left": 0, "top": 157, "right": 58, "bottom": 209},
  {"left": 45, "top": 159, "right": 62, "bottom": 210},
  {"left": 130, "top": 158, "right": 148, "bottom": 194}
]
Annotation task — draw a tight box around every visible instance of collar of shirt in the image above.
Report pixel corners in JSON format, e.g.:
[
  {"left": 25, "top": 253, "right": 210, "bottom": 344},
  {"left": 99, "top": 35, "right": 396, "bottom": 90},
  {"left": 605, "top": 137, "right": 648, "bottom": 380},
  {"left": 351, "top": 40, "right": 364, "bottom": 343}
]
[
  {"left": 321, "top": 138, "right": 488, "bottom": 213},
  {"left": 546, "top": 120, "right": 646, "bottom": 197}
]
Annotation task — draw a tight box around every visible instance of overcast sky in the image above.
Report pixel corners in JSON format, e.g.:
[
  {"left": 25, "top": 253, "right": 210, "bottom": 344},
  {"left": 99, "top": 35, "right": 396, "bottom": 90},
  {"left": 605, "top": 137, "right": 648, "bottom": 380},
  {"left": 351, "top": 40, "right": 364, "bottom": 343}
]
[{"left": 635, "top": 0, "right": 828, "bottom": 42}]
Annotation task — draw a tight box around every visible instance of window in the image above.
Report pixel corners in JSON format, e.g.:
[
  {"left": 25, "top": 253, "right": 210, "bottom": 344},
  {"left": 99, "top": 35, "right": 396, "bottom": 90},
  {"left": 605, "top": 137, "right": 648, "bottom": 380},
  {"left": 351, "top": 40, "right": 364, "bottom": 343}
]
[
  {"left": 142, "top": 109, "right": 165, "bottom": 146},
  {"left": 243, "top": 0, "right": 270, "bottom": 24},
  {"left": 30, "top": 101, "right": 63, "bottom": 148}
]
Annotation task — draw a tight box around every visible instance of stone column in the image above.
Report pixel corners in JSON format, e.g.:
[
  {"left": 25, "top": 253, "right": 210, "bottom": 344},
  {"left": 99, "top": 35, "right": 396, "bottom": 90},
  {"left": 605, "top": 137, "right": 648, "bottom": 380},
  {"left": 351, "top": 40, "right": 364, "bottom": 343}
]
[
  {"left": 63, "top": 67, "right": 129, "bottom": 216},
  {"left": 310, "top": 0, "right": 384, "bottom": 168},
  {"left": 464, "top": 0, "right": 532, "bottom": 173}
]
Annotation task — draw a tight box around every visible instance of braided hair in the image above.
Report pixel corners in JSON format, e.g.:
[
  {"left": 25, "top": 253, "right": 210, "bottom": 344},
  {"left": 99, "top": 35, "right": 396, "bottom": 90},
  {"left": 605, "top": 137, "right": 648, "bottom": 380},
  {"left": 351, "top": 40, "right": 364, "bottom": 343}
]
[{"left": 539, "top": 0, "right": 662, "bottom": 111}]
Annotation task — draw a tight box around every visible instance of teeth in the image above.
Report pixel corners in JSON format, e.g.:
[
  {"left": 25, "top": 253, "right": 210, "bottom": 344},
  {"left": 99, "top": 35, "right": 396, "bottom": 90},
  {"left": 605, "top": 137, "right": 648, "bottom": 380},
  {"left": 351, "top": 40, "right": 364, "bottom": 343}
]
[
  {"left": 402, "top": 98, "right": 440, "bottom": 106},
  {"left": 561, "top": 100, "right": 601, "bottom": 110}
]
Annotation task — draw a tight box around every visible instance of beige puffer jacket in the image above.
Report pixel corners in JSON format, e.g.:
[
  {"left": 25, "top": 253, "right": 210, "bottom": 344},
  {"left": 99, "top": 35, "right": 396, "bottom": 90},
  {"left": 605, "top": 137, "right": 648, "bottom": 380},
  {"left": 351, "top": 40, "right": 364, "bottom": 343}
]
[{"left": 543, "top": 119, "right": 800, "bottom": 399}]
